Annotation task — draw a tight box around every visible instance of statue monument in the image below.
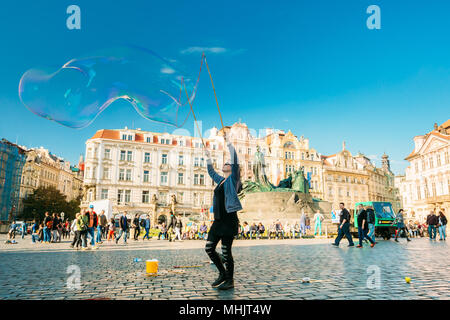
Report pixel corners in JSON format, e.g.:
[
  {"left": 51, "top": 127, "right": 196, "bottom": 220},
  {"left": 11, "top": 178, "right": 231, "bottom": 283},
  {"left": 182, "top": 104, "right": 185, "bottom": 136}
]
[{"left": 238, "top": 148, "right": 331, "bottom": 228}]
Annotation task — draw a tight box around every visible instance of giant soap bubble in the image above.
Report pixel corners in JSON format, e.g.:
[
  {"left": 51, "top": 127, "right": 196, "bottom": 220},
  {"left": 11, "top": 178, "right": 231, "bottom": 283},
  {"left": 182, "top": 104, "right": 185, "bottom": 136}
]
[{"left": 18, "top": 46, "right": 199, "bottom": 128}]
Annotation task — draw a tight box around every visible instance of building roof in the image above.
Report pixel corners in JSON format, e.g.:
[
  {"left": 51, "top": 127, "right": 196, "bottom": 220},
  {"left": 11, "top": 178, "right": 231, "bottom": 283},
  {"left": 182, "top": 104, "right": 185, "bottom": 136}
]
[{"left": 405, "top": 119, "right": 450, "bottom": 160}]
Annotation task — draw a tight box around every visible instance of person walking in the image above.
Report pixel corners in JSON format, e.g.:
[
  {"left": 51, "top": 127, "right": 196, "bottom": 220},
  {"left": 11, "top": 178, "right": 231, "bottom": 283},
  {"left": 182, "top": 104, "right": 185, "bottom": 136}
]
[
  {"left": 332, "top": 203, "right": 354, "bottom": 247},
  {"left": 313, "top": 210, "right": 324, "bottom": 236},
  {"left": 115, "top": 212, "right": 129, "bottom": 244},
  {"left": 21, "top": 221, "right": 27, "bottom": 239},
  {"left": 142, "top": 215, "right": 151, "bottom": 240},
  {"left": 204, "top": 133, "right": 242, "bottom": 290},
  {"left": 394, "top": 209, "right": 411, "bottom": 242},
  {"left": 51, "top": 213, "right": 59, "bottom": 243},
  {"left": 70, "top": 213, "right": 82, "bottom": 249},
  {"left": 437, "top": 211, "right": 447, "bottom": 241},
  {"left": 356, "top": 205, "right": 375, "bottom": 247},
  {"left": 426, "top": 211, "right": 438, "bottom": 240},
  {"left": 132, "top": 214, "right": 141, "bottom": 241},
  {"left": 107, "top": 217, "right": 116, "bottom": 241},
  {"left": 366, "top": 205, "right": 376, "bottom": 243}
]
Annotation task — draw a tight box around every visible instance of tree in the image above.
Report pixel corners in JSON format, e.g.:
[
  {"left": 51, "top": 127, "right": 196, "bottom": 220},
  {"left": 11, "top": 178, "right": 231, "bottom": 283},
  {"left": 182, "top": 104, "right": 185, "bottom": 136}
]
[{"left": 22, "top": 186, "right": 80, "bottom": 222}]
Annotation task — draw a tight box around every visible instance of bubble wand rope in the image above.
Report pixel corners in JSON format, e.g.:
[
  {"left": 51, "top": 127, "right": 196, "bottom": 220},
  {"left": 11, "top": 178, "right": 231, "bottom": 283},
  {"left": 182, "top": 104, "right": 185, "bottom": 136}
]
[
  {"left": 203, "top": 54, "right": 225, "bottom": 131},
  {"left": 182, "top": 79, "right": 205, "bottom": 148}
]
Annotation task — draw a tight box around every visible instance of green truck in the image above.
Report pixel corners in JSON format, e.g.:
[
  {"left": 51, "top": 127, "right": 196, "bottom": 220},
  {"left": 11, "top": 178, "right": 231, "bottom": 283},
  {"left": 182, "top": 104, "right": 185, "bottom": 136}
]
[{"left": 352, "top": 201, "right": 397, "bottom": 240}]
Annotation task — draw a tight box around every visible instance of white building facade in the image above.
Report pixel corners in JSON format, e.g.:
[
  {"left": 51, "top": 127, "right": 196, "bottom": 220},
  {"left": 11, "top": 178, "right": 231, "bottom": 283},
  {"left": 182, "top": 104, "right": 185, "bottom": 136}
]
[{"left": 82, "top": 128, "right": 225, "bottom": 221}]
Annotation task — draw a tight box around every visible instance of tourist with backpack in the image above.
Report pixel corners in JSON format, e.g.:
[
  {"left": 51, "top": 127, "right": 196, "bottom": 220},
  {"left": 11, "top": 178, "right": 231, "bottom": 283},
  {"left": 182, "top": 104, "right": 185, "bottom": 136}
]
[{"left": 115, "top": 212, "right": 129, "bottom": 244}]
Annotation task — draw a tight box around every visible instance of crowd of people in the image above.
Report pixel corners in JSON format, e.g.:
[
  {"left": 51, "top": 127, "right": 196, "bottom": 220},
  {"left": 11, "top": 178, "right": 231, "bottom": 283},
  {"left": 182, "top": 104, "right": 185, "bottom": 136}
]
[{"left": 6, "top": 205, "right": 447, "bottom": 247}]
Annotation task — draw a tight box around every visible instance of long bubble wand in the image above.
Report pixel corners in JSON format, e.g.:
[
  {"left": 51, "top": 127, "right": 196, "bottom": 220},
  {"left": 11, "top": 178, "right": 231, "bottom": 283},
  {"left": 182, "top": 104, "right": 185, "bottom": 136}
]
[
  {"left": 203, "top": 53, "right": 225, "bottom": 132},
  {"left": 182, "top": 79, "right": 205, "bottom": 148}
]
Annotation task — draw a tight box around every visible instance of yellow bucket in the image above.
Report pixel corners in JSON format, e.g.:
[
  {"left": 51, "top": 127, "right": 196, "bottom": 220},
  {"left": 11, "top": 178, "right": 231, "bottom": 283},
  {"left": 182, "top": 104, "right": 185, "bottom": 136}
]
[{"left": 146, "top": 259, "right": 159, "bottom": 275}]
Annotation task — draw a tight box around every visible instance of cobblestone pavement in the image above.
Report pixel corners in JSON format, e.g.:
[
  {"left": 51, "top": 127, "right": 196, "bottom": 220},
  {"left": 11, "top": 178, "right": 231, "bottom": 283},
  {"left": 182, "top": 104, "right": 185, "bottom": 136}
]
[{"left": 0, "top": 236, "right": 449, "bottom": 300}]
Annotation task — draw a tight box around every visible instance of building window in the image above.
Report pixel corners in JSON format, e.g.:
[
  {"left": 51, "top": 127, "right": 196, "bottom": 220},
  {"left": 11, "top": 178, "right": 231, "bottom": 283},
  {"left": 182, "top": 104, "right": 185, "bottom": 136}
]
[
  {"left": 117, "top": 190, "right": 123, "bottom": 203},
  {"left": 103, "top": 167, "right": 109, "bottom": 179},
  {"left": 248, "top": 148, "right": 252, "bottom": 155},
  {"left": 104, "top": 149, "right": 111, "bottom": 159},
  {"left": 144, "top": 152, "right": 151, "bottom": 163},
  {"left": 178, "top": 155, "right": 184, "bottom": 166},
  {"left": 161, "top": 138, "right": 170, "bottom": 145},
  {"left": 125, "top": 190, "right": 131, "bottom": 203},
  {"left": 126, "top": 169, "right": 132, "bottom": 181},
  {"left": 101, "top": 189, "right": 108, "bottom": 200},
  {"left": 127, "top": 151, "right": 133, "bottom": 162},
  {"left": 160, "top": 172, "right": 168, "bottom": 185},
  {"left": 120, "top": 150, "right": 126, "bottom": 161},
  {"left": 121, "top": 134, "right": 127, "bottom": 140},
  {"left": 194, "top": 174, "right": 199, "bottom": 185},
  {"left": 178, "top": 192, "right": 184, "bottom": 203},
  {"left": 119, "top": 169, "right": 125, "bottom": 181},
  {"left": 146, "top": 137, "right": 152, "bottom": 143},
  {"left": 161, "top": 154, "right": 168, "bottom": 164},
  {"left": 179, "top": 139, "right": 184, "bottom": 147},
  {"left": 178, "top": 172, "right": 184, "bottom": 184},
  {"left": 143, "top": 170, "right": 149, "bottom": 183},
  {"left": 200, "top": 174, "right": 205, "bottom": 185},
  {"left": 159, "top": 192, "right": 167, "bottom": 204},
  {"left": 92, "top": 167, "right": 96, "bottom": 179},
  {"left": 142, "top": 191, "right": 149, "bottom": 203},
  {"left": 194, "top": 157, "right": 199, "bottom": 167}
]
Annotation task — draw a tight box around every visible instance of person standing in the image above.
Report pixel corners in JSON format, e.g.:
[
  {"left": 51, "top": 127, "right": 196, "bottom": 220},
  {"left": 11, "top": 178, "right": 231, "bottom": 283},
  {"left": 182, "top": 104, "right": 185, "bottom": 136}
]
[
  {"left": 115, "top": 212, "right": 129, "bottom": 244},
  {"left": 51, "top": 213, "right": 60, "bottom": 243},
  {"left": 394, "top": 209, "right": 411, "bottom": 242},
  {"left": 313, "top": 210, "right": 324, "bottom": 236},
  {"left": 204, "top": 133, "right": 242, "bottom": 290},
  {"left": 99, "top": 210, "right": 108, "bottom": 240},
  {"left": 20, "top": 221, "right": 27, "bottom": 239},
  {"left": 366, "top": 205, "right": 376, "bottom": 243},
  {"left": 43, "top": 212, "right": 52, "bottom": 243},
  {"left": 142, "top": 215, "right": 151, "bottom": 240},
  {"left": 85, "top": 206, "right": 99, "bottom": 248},
  {"left": 332, "top": 203, "right": 354, "bottom": 247},
  {"left": 31, "top": 220, "right": 39, "bottom": 243},
  {"left": 77, "top": 212, "right": 89, "bottom": 250},
  {"left": 437, "top": 211, "right": 447, "bottom": 241},
  {"left": 426, "top": 211, "right": 438, "bottom": 240},
  {"left": 299, "top": 212, "right": 307, "bottom": 236},
  {"left": 174, "top": 214, "right": 183, "bottom": 241},
  {"left": 356, "top": 205, "right": 375, "bottom": 247}
]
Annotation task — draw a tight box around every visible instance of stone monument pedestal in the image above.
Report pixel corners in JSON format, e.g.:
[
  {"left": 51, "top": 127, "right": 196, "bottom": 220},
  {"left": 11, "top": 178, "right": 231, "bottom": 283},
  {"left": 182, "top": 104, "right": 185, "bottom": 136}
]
[{"left": 239, "top": 191, "right": 337, "bottom": 233}]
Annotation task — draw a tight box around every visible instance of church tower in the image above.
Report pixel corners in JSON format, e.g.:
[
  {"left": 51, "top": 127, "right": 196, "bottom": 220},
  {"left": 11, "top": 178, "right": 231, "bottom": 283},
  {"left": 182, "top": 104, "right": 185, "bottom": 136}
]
[{"left": 381, "top": 153, "right": 391, "bottom": 172}]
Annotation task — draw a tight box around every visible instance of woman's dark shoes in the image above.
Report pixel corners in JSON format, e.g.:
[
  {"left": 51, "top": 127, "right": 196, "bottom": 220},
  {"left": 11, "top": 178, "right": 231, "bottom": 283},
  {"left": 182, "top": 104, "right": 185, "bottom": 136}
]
[
  {"left": 211, "top": 273, "right": 226, "bottom": 288},
  {"left": 217, "top": 278, "right": 234, "bottom": 290}
]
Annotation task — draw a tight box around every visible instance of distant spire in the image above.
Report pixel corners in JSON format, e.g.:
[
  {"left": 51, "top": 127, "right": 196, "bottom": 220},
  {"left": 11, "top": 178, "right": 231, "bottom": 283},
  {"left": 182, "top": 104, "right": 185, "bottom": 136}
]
[{"left": 342, "top": 141, "right": 346, "bottom": 150}]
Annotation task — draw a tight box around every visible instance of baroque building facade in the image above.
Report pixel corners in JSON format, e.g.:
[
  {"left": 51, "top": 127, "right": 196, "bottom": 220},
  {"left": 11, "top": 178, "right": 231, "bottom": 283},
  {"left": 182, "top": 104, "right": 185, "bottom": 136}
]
[
  {"left": 82, "top": 123, "right": 401, "bottom": 221},
  {"left": 397, "top": 120, "right": 450, "bottom": 221},
  {"left": 18, "top": 147, "right": 84, "bottom": 215},
  {"left": 82, "top": 128, "right": 225, "bottom": 223}
]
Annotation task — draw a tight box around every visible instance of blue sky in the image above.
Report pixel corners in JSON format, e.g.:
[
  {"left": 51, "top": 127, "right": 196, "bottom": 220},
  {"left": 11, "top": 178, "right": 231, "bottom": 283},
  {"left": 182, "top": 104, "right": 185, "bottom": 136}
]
[{"left": 1, "top": 0, "right": 449, "bottom": 174}]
